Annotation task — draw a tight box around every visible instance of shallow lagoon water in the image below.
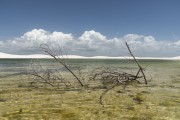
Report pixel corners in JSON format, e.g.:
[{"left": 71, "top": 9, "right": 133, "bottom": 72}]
[{"left": 0, "top": 59, "right": 180, "bottom": 119}]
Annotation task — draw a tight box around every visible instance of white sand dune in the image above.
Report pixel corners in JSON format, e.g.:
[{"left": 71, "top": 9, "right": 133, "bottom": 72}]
[
  {"left": 0, "top": 52, "right": 51, "bottom": 58},
  {"left": 0, "top": 52, "right": 180, "bottom": 60}
]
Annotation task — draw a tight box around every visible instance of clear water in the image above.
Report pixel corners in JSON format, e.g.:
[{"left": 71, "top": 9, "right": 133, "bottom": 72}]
[{"left": 0, "top": 59, "right": 180, "bottom": 119}]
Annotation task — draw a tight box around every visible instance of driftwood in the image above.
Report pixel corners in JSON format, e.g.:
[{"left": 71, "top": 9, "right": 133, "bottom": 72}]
[
  {"left": 90, "top": 70, "right": 142, "bottom": 84},
  {"left": 28, "top": 42, "right": 147, "bottom": 105},
  {"left": 29, "top": 60, "right": 71, "bottom": 88},
  {"left": 29, "top": 44, "right": 86, "bottom": 88},
  {"left": 89, "top": 42, "right": 147, "bottom": 105},
  {"left": 40, "top": 44, "right": 84, "bottom": 86},
  {"left": 125, "top": 42, "right": 147, "bottom": 84},
  {"left": 90, "top": 42, "right": 146, "bottom": 84}
]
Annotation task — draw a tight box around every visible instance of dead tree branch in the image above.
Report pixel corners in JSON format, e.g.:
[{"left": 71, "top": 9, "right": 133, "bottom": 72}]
[
  {"left": 27, "top": 42, "right": 147, "bottom": 105},
  {"left": 89, "top": 42, "right": 148, "bottom": 105},
  {"left": 125, "top": 42, "right": 147, "bottom": 84},
  {"left": 29, "top": 60, "right": 71, "bottom": 88},
  {"left": 40, "top": 44, "right": 84, "bottom": 86}
]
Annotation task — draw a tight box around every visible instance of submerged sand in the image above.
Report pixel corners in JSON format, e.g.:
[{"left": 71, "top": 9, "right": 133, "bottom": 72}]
[{"left": 0, "top": 59, "right": 180, "bottom": 120}]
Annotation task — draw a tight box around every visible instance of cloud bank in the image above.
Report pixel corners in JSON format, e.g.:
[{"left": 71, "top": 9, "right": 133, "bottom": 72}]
[{"left": 0, "top": 29, "right": 180, "bottom": 57}]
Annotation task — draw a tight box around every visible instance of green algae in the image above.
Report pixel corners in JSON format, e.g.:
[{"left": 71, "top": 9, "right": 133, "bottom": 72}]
[{"left": 0, "top": 59, "right": 180, "bottom": 119}]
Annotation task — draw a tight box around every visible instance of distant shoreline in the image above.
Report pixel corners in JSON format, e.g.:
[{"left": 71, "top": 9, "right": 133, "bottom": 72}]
[{"left": 0, "top": 52, "right": 180, "bottom": 60}]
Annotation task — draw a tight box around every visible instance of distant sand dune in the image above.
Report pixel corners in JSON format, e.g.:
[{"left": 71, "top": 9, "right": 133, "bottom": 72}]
[{"left": 0, "top": 52, "right": 180, "bottom": 60}]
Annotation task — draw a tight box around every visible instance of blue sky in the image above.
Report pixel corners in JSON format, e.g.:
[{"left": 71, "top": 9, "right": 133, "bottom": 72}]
[
  {"left": 1, "top": 0, "right": 180, "bottom": 40},
  {"left": 0, "top": 0, "right": 180, "bottom": 57}
]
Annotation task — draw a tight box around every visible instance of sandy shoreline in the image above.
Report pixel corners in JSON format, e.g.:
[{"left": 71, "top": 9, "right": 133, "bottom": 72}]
[{"left": 0, "top": 52, "right": 180, "bottom": 60}]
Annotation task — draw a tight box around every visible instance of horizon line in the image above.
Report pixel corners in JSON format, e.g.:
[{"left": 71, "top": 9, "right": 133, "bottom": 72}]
[{"left": 0, "top": 52, "right": 180, "bottom": 60}]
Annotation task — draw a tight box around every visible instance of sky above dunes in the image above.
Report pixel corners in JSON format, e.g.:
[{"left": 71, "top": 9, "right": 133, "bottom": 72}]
[{"left": 0, "top": 0, "right": 180, "bottom": 57}]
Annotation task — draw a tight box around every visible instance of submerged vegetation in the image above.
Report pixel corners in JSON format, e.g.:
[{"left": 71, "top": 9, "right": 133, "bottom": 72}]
[
  {"left": 0, "top": 43, "right": 180, "bottom": 119},
  {"left": 29, "top": 42, "right": 148, "bottom": 106}
]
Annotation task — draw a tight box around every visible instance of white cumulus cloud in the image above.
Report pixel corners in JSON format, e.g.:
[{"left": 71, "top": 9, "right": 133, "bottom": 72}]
[{"left": 0, "top": 29, "right": 180, "bottom": 57}]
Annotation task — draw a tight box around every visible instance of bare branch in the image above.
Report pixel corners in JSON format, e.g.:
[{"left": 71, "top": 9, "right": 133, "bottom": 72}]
[
  {"left": 125, "top": 42, "right": 147, "bottom": 84},
  {"left": 40, "top": 44, "right": 84, "bottom": 86}
]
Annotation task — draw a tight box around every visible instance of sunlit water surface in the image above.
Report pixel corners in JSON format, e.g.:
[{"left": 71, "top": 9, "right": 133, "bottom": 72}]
[{"left": 0, "top": 59, "right": 179, "bottom": 119}]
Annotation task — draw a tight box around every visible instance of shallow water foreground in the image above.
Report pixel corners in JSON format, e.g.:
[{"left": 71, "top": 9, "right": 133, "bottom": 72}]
[{"left": 0, "top": 59, "right": 180, "bottom": 120}]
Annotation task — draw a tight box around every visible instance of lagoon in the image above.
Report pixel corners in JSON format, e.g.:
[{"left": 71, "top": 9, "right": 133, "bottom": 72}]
[{"left": 0, "top": 59, "right": 180, "bottom": 119}]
